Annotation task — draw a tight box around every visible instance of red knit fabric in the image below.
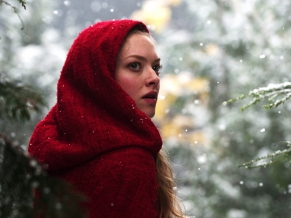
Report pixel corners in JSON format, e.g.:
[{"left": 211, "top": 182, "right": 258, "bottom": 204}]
[{"left": 28, "top": 20, "right": 162, "bottom": 218}]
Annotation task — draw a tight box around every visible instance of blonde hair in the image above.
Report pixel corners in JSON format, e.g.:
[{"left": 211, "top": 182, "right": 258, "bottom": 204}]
[
  {"left": 156, "top": 148, "right": 184, "bottom": 218},
  {"left": 122, "top": 28, "right": 185, "bottom": 218}
]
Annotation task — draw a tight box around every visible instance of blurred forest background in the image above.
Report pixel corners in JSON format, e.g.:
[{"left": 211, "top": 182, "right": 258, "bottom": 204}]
[{"left": 1, "top": 0, "right": 291, "bottom": 217}]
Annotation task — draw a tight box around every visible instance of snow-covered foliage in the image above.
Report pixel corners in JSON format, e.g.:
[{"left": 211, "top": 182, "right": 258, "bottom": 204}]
[
  {"left": 143, "top": 0, "right": 291, "bottom": 217},
  {"left": 2, "top": 0, "right": 291, "bottom": 217}
]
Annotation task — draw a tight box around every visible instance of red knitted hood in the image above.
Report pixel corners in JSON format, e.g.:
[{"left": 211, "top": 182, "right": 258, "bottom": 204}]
[{"left": 28, "top": 20, "right": 163, "bottom": 171}]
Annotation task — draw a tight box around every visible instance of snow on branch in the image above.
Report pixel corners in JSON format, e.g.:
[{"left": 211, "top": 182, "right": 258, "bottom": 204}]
[
  {"left": 239, "top": 141, "right": 291, "bottom": 169},
  {"left": 224, "top": 82, "right": 291, "bottom": 111},
  {"left": 225, "top": 82, "right": 291, "bottom": 169}
]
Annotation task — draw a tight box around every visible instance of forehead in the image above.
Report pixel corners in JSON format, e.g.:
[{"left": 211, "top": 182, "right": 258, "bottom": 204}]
[{"left": 119, "top": 33, "right": 157, "bottom": 57}]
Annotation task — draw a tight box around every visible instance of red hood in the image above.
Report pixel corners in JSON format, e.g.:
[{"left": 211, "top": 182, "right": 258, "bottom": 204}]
[{"left": 28, "top": 19, "right": 162, "bottom": 171}]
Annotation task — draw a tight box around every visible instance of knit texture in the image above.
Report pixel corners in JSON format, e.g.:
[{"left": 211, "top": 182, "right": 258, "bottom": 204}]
[{"left": 28, "top": 19, "right": 162, "bottom": 218}]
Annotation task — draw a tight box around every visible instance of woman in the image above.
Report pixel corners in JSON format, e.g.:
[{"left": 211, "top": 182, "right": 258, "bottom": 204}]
[{"left": 28, "top": 19, "right": 183, "bottom": 218}]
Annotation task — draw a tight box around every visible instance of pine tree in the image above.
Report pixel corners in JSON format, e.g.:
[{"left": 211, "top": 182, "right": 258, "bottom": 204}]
[
  {"left": 0, "top": 0, "right": 66, "bottom": 147},
  {"left": 226, "top": 82, "right": 291, "bottom": 168},
  {"left": 152, "top": 0, "right": 291, "bottom": 217},
  {"left": 0, "top": 2, "right": 86, "bottom": 217}
]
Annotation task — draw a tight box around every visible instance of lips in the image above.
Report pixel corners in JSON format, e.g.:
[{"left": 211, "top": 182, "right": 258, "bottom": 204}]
[
  {"left": 142, "top": 91, "right": 158, "bottom": 100},
  {"left": 142, "top": 91, "right": 158, "bottom": 105}
]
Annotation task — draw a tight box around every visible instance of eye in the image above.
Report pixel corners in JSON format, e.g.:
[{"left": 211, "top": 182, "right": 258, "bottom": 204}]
[
  {"left": 128, "top": 62, "right": 141, "bottom": 71},
  {"left": 153, "top": 64, "right": 162, "bottom": 76}
]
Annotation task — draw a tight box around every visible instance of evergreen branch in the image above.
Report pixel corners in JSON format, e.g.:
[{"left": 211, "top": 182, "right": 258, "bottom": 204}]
[
  {"left": 1, "top": 0, "right": 25, "bottom": 29},
  {"left": 17, "top": 0, "right": 26, "bottom": 10},
  {"left": 0, "top": 81, "right": 47, "bottom": 122},
  {"left": 224, "top": 94, "right": 246, "bottom": 104},
  {"left": 240, "top": 98, "right": 261, "bottom": 112},
  {"left": 0, "top": 134, "right": 87, "bottom": 218},
  {"left": 239, "top": 141, "right": 291, "bottom": 168},
  {"left": 224, "top": 82, "right": 291, "bottom": 111},
  {"left": 263, "top": 92, "right": 291, "bottom": 109},
  {"left": 267, "top": 93, "right": 279, "bottom": 102}
]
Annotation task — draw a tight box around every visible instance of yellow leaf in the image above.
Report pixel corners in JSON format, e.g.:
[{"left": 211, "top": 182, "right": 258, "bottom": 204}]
[{"left": 131, "top": 1, "right": 171, "bottom": 32}]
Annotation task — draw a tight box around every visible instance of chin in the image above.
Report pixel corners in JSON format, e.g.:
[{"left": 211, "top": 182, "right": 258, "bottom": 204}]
[
  {"left": 141, "top": 109, "right": 155, "bottom": 118},
  {"left": 146, "top": 111, "right": 155, "bottom": 118},
  {"left": 148, "top": 114, "right": 154, "bottom": 118},
  {"left": 138, "top": 106, "right": 156, "bottom": 118}
]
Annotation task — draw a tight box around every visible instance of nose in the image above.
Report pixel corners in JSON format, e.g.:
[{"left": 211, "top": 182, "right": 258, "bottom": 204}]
[{"left": 145, "top": 67, "right": 160, "bottom": 87}]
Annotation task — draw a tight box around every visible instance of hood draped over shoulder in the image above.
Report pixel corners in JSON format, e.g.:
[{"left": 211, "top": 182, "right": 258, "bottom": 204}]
[{"left": 28, "top": 20, "right": 162, "bottom": 218}]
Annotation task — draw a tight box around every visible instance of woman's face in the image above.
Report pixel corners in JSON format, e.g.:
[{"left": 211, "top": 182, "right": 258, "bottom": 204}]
[{"left": 115, "top": 33, "right": 161, "bottom": 118}]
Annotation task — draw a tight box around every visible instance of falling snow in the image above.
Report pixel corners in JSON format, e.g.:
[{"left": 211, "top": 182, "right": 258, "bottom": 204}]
[{"left": 2, "top": 0, "right": 291, "bottom": 217}]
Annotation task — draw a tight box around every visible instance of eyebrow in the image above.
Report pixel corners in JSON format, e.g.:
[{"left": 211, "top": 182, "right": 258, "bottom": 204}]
[{"left": 125, "top": 55, "right": 160, "bottom": 63}]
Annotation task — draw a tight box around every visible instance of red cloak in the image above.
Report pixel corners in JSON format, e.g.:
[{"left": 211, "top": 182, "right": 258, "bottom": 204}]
[{"left": 28, "top": 19, "right": 162, "bottom": 218}]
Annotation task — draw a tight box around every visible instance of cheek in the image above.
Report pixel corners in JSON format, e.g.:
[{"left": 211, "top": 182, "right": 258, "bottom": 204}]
[{"left": 117, "top": 76, "right": 138, "bottom": 99}]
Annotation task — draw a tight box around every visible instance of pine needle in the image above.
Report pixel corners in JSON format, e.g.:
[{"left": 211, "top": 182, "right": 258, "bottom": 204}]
[
  {"left": 239, "top": 142, "right": 291, "bottom": 169},
  {"left": 0, "top": 134, "right": 87, "bottom": 218},
  {"left": 0, "top": 81, "right": 47, "bottom": 122},
  {"left": 17, "top": 0, "right": 26, "bottom": 10},
  {"left": 1, "top": 0, "right": 26, "bottom": 29},
  {"left": 224, "top": 82, "right": 291, "bottom": 111}
]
